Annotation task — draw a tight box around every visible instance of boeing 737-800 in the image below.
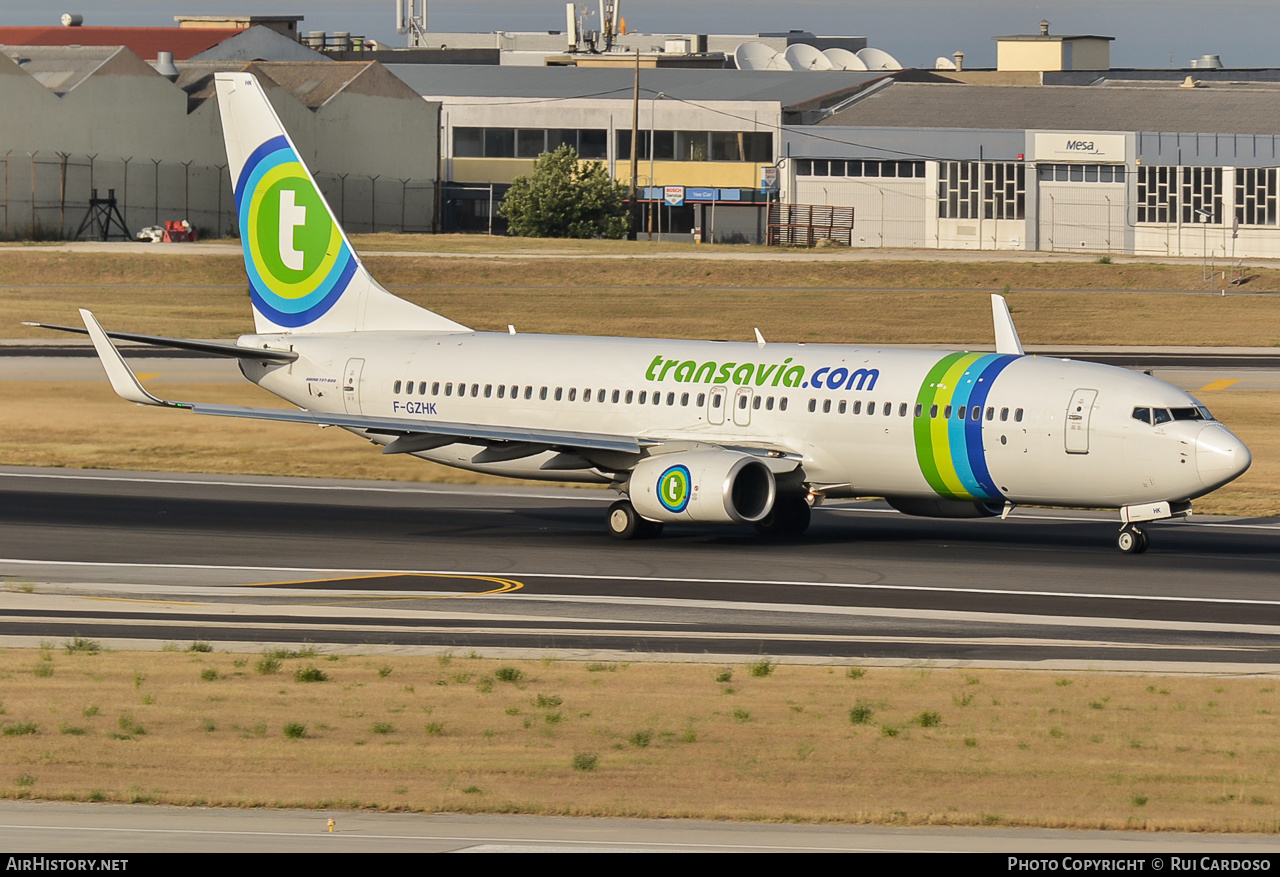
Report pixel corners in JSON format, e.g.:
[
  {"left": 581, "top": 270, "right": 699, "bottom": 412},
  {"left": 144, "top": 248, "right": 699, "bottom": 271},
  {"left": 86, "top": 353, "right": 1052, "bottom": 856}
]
[{"left": 29, "top": 72, "right": 1252, "bottom": 553}]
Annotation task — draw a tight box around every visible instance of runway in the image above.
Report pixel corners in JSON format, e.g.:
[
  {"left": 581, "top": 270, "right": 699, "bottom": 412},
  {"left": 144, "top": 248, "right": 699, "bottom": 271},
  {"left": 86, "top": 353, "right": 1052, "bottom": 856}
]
[{"left": 2, "top": 467, "right": 1278, "bottom": 670}]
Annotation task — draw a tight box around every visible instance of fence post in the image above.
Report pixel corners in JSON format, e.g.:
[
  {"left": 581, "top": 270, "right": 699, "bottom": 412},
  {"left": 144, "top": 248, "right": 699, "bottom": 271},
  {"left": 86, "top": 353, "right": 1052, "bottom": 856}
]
[
  {"left": 57, "top": 152, "right": 69, "bottom": 235},
  {"left": 368, "top": 175, "right": 379, "bottom": 233},
  {"left": 399, "top": 178, "right": 409, "bottom": 233}
]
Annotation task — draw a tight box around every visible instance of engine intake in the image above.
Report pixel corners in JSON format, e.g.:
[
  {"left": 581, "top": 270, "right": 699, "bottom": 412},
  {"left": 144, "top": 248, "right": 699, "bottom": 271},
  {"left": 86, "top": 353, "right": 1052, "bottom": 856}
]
[{"left": 630, "top": 450, "right": 776, "bottom": 524}]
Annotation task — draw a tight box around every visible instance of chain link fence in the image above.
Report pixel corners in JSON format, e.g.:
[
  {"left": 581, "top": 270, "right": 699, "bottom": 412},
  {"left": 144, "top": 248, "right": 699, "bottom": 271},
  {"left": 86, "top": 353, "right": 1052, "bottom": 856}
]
[{"left": 0, "top": 152, "right": 437, "bottom": 240}]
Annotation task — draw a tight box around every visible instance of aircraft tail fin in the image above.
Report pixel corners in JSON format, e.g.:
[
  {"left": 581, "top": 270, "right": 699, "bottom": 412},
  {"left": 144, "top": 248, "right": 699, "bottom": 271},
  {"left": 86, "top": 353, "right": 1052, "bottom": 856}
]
[{"left": 214, "top": 72, "right": 468, "bottom": 335}]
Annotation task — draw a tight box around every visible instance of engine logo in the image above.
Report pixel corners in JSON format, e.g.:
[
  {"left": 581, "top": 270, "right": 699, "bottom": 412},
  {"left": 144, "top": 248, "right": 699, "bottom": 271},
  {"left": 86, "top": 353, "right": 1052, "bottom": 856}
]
[{"left": 657, "top": 464, "right": 692, "bottom": 513}]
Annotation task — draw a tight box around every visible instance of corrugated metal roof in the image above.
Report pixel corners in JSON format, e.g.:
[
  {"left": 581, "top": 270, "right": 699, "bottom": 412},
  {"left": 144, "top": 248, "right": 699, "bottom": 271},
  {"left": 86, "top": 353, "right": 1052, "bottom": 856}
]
[
  {"left": 818, "top": 81, "right": 1280, "bottom": 135},
  {"left": 386, "top": 64, "right": 887, "bottom": 107},
  {"left": 0, "top": 26, "right": 240, "bottom": 61}
]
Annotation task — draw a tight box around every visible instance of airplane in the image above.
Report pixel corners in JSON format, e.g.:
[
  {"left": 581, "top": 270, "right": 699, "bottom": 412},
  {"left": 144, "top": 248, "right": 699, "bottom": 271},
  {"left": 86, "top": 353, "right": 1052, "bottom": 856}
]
[{"left": 27, "top": 72, "right": 1252, "bottom": 554}]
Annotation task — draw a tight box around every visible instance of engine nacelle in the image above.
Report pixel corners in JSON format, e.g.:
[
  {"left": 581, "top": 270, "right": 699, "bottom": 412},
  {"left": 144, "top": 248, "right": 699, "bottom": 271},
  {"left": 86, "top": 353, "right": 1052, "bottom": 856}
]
[
  {"left": 886, "top": 497, "right": 1003, "bottom": 518},
  {"left": 630, "top": 450, "right": 776, "bottom": 524}
]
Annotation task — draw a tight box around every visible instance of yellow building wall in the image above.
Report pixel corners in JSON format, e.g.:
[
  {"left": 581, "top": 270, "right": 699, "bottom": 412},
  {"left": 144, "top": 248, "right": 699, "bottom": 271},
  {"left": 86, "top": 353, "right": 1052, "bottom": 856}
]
[
  {"left": 997, "top": 42, "right": 1064, "bottom": 71},
  {"left": 615, "top": 161, "right": 762, "bottom": 189}
]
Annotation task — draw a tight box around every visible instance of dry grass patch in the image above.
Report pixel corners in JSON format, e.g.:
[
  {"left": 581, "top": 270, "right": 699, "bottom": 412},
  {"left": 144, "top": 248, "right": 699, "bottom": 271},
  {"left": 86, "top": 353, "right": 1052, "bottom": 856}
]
[{"left": 1, "top": 650, "right": 1279, "bottom": 830}]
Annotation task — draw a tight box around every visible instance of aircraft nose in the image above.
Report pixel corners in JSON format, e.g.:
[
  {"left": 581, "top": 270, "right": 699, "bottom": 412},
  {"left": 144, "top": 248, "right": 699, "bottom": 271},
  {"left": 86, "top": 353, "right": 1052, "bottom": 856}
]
[{"left": 1196, "top": 423, "right": 1251, "bottom": 490}]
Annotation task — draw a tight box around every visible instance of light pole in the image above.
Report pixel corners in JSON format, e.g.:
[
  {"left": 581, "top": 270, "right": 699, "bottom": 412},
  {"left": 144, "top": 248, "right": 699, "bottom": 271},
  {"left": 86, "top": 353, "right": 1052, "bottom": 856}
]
[{"left": 648, "top": 92, "right": 663, "bottom": 241}]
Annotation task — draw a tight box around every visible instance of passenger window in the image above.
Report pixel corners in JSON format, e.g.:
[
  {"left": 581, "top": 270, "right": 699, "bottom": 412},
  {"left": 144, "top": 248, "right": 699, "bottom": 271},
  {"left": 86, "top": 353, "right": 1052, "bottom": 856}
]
[
  {"left": 555, "top": 387, "right": 563, "bottom": 401},
  {"left": 484, "top": 384, "right": 492, "bottom": 398},
  {"left": 568, "top": 388, "right": 577, "bottom": 401},
  {"left": 681, "top": 393, "right": 690, "bottom": 406},
  {"left": 853, "top": 401, "right": 862, "bottom": 415},
  {"left": 868, "top": 402, "right": 877, "bottom": 415},
  {"left": 471, "top": 384, "right": 479, "bottom": 397},
  {"left": 524, "top": 387, "right": 533, "bottom": 400},
  {"left": 766, "top": 397, "right": 774, "bottom": 410},
  {"left": 986, "top": 406, "right": 994, "bottom": 421},
  {"left": 540, "top": 387, "right": 548, "bottom": 400},
  {"left": 432, "top": 382, "right": 440, "bottom": 395},
  {"left": 599, "top": 390, "right": 607, "bottom": 403},
  {"left": 929, "top": 404, "right": 937, "bottom": 418},
  {"left": 840, "top": 401, "right": 848, "bottom": 415},
  {"left": 779, "top": 398, "right": 788, "bottom": 411},
  {"left": 957, "top": 405, "right": 966, "bottom": 419},
  {"left": 698, "top": 393, "right": 707, "bottom": 406},
  {"left": 406, "top": 382, "right": 415, "bottom": 395},
  {"left": 822, "top": 399, "right": 831, "bottom": 413},
  {"left": 640, "top": 391, "right": 648, "bottom": 404},
  {"left": 970, "top": 405, "right": 980, "bottom": 421},
  {"left": 667, "top": 392, "right": 676, "bottom": 406},
  {"left": 393, "top": 380, "right": 402, "bottom": 394},
  {"left": 943, "top": 405, "right": 951, "bottom": 418},
  {"left": 613, "top": 390, "right": 621, "bottom": 403},
  {"left": 1015, "top": 408, "right": 1024, "bottom": 422},
  {"left": 1000, "top": 407, "right": 1009, "bottom": 421},
  {"left": 901, "top": 403, "right": 910, "bottom": 417},
  {"left": 626, "top": 390, "right": 634, "bottom": 404},
  {"left": 419, "top": 382, "right": 427, "bottom": 395},
  {"left": 445, "top": 383, "right": 453, "bottom": 396},
  {"left": 808, "top": 399, "right": 817, "bottom": 413}
]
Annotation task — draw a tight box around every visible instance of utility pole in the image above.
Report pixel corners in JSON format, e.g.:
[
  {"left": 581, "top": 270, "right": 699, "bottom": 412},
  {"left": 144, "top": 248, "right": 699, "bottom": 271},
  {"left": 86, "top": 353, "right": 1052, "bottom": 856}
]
[{"left": 628, "top": 49, "right": 640, "bottom": 239}]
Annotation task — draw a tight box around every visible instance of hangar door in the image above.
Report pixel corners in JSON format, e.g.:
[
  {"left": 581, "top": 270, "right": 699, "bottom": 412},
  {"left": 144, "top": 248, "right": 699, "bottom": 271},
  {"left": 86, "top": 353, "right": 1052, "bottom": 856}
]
[{"left": 1037, "top": 164, "right": 1126, "bottom": 254}]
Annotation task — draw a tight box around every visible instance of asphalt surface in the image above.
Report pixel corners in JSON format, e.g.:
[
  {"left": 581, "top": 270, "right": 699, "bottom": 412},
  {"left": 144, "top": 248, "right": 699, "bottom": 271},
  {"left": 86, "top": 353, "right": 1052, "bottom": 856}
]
[{"left": 2, "top": 468, "right": 1278, "bottom": 670}]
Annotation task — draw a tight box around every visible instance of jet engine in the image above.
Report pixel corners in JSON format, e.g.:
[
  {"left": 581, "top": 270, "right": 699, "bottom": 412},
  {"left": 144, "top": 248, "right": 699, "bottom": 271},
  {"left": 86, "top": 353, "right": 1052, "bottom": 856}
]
[
  {"left": 886, "top": 497, "right": 1002, "bottom": 518},
  {"left": 629, "top": 450, "right": 776, "bottom": 524}
]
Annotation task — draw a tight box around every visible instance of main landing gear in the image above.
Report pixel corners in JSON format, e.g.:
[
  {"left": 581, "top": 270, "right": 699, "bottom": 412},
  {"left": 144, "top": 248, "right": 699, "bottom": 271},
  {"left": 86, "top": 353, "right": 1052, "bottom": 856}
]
[
  {"left": 607, "top": 499, "right": 663, "bottom": 540},
  {"left": 1117, "top": 524, "right": 1149, "bottom": 555}
]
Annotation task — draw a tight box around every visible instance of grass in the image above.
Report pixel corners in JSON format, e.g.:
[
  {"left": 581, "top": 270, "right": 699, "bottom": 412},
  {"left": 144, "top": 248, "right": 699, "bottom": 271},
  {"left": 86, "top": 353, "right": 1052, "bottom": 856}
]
[{"left": 2, "top": 650, "right": 1279, "bottom": 830}]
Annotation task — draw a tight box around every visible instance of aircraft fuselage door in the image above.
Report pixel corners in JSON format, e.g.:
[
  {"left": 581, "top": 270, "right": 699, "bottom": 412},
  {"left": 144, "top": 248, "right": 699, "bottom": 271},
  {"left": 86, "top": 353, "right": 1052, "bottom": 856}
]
[
  {"left": 708, "top": 386, "right": 726, "bottom": 425},
  {"left": 733, "top": 387, "right": 753, "bottom": 427},
  {"left": 343, "top": 357, "right": 365, "bottom": 414},
  {"left": 1065, "top": 388, "right": 1097, "bottom": 454}
]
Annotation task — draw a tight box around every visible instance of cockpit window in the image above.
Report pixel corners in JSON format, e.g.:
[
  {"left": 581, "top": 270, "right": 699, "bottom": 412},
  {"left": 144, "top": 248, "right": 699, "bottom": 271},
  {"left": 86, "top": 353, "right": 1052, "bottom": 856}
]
[
  {"left": 1132, "top": 407, "right": 1151, "bottom": 425},
  {"left": 1152, "top": 408, "right": 1173, "bottom": 425},
  {"left": 1170, "top": 407, "right": 1208, "bottom": 422}
]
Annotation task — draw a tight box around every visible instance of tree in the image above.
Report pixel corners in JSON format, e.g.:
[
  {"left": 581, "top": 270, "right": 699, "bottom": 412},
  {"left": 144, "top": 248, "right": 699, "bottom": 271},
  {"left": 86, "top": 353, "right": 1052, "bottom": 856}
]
[{"left": 499, "top": 145, "right": 630, "bottom": 239}]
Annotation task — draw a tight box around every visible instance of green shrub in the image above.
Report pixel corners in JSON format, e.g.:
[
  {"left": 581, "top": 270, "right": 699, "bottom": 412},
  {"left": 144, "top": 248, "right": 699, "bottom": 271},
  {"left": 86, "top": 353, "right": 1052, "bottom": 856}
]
[
  {"left": 293, "top": 665, "right": 328, "bottom": 683},
  {"left": 283, "top": 722, "right": 307, "bottom": 739},
  {"left": 572, "top": 752, "right": 600, "bottom": 772},
  {"left": 495, "top": 666, "right": 524, "bottom": 683},
  {"left": 849, "top": 702, "right": 875, "bottom": 725}
]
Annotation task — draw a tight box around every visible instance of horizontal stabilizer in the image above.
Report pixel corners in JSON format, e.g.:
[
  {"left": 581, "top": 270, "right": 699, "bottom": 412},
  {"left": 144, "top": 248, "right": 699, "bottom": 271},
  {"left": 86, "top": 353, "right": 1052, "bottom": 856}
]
[{"left": 23, "top": 321, "right": 297, "bottom": 362}]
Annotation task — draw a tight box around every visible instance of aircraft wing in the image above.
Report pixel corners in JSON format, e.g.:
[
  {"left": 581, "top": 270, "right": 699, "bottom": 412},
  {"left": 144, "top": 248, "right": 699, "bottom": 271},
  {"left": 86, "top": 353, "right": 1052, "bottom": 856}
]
[{"left": 75, "top": 308, "right": 645, "bottom": 458}]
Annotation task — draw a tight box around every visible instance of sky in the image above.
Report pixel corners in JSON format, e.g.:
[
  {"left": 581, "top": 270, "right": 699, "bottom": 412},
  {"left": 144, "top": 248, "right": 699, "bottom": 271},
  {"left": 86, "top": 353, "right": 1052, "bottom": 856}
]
[{"left": 0, "top": 1, "right": 1276, "bottom": 69}]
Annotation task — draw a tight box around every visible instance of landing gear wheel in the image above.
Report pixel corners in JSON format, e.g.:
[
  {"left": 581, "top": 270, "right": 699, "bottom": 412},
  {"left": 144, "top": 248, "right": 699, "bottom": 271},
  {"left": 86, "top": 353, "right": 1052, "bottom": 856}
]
[
  {"left": 754, "top": 495, "right": 812, "bottom": 539},
  {"left": 607, "top": 500, "right": 642, "bottom": 540},
  {"left": 1117, "top": 525, "right": 1149, "bottom": 554},
  {"left": 607, "top": 500, "right": 662, "bottom": 540}
]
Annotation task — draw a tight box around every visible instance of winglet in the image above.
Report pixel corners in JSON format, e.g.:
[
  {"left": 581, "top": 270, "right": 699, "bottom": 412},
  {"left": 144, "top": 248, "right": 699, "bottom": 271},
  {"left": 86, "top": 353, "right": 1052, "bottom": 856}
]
[
  {"left": 991, "top": 295, "right": 1024, "bottom": 356},
  {"left": 79, "top": 309, "right": 178, "bottom": 407}
]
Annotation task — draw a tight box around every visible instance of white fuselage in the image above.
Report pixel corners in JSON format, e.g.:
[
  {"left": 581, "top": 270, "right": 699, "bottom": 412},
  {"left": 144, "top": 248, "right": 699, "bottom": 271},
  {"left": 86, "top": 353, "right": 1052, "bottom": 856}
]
[{"left": 236, "top": 330, "right": 1248, "bottom": 511}]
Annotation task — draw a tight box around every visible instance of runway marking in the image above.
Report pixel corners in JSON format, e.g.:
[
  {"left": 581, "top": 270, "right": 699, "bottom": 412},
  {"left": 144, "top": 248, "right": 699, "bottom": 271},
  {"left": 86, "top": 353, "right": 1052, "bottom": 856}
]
[
  {"left": 1196, "top": 378, "right": 1241, "bottom": 392},
  {"left": 6, "top": 558, "right": 1280, "bottom": 608},
  {"left": 241, "top": 572, "right": 524, "bottom": 598}
]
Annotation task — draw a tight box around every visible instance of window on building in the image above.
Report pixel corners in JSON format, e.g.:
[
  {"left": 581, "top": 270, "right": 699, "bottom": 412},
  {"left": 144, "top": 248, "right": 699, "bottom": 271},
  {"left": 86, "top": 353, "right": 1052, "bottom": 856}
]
[
  {"left": 1236, "top": 167, "right": 1278, "bottom": 227},
  {"left": 1037, "top": 164, "right": 1125, "bottom": 183},
  {"left": 1181, "top": 166, "right": 1223, "bottom": 224},
  {"left": 938, "top": 161, "right": 1025, "bottom": 220},
  {"left": 617, "top": 130, "right": 772, "bottom": 162}
]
